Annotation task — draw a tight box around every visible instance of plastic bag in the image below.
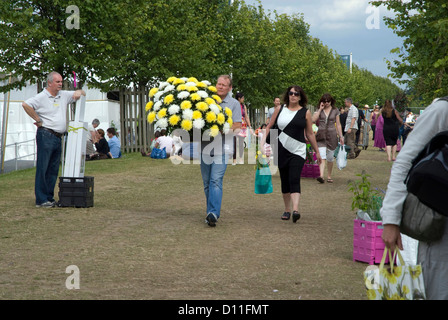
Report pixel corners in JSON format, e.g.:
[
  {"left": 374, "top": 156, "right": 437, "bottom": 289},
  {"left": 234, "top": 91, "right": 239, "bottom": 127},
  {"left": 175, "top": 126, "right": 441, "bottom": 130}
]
[
  {"left": 254, "top": 167, "right": 273, "bottom": 194},
  {"left": 150, "top": 147, "right": 167, "bottom": 159},
  {"left": 364, "top": 248, "right": 426, "bottom": 300},
  {"left": 336, "top": 145, "right": 347, "bottom": 170}
]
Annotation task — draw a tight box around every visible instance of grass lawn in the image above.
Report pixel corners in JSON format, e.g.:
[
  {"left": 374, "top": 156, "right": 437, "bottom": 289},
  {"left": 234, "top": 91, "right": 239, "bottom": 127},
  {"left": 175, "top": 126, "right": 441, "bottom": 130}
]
[{"left": 0, "top": 136, "right": 394, "bottom": 300}]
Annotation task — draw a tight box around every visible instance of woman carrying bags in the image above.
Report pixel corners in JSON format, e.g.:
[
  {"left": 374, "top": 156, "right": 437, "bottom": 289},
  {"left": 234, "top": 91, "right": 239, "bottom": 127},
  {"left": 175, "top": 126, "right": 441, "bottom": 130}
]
[{"left": 312, "top": 93, "right": 344, "bottom": 183}]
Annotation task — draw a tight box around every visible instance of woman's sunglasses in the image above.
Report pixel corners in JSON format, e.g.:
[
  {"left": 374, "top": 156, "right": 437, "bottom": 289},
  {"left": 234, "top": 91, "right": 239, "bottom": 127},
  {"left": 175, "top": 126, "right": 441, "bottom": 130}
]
[{"left": 288, "top": 91, "right": 300, "bottom": 97}]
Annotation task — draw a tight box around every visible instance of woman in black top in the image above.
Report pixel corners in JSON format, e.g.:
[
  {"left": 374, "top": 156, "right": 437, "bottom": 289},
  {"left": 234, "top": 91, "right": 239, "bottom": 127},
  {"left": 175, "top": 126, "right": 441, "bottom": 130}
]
[
  {"left": 93, "top": 129, "right": 112, "bottom": 159},
  {"left": 382, "top": 100, "right": 403, "bottom": 161},
  {"left": 263, "top": 85, "right": 322, "bottom": 223}
]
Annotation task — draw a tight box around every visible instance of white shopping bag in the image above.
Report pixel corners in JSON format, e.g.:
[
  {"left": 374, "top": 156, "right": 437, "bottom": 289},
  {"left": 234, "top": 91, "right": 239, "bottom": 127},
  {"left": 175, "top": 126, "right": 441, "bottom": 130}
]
[{"left": 336, "top": 145, "right": 347, "bottom": 170}]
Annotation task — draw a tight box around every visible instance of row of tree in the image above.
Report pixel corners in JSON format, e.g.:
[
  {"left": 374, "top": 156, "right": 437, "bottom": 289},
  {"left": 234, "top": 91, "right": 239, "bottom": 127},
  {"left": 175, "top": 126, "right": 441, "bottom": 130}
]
[
  {"left": 0, "top": 0, "right": 403, "bottom": 110},
  {"left": 372, "top": 0, "right": 448, "bottom": 107}
]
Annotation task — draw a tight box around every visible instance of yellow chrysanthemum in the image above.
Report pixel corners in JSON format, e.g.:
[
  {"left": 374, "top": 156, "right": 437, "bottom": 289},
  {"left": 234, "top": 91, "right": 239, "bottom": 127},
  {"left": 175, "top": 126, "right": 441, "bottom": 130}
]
[
  {"left": 227, "top": 118, "right": 233, "bottom": 126},
  {"left": 145, "top": 101, "right": 154, "bottom": 111},
  {"left": 187, "top": 77, "right": 199, "bottom": 83},
  {"left": 208, "top": 86, "right": 217, "bottom": 93},
  {"left": 173, "top": 78, "right": 185, "bottom": 85},
  {"left": 209, "top": 125, "right": 220, "bottom": 137},
  {"left": 217, "top": 113, "right": 225, "bottom": 125},
  {"left": 205, "top": 97, "right": 216, "bottom": 105},
  {"left": 164, "top": 94, "right": 174, "bottom": 105},
  {"left": 167, "top": 76, "right": 177, "bottom": 83},
  {"left": 157, "top": 108, "right": 167, "bottom": 119},
  {"left": 205, "top": 111, "right": 217, "bottom": 123},
  {"left": 177, "top": 84, "right": 187, "bottom": 91},
  {"left": 190, "top": 93, "right": 201, "bottom": 101},
  {"left": 196, "top": 102, "right": 209, "bottom": 112},
  {"left": 192, "top": 110, "right": 202, "bottom": 120},
  {"left": 181, "top": 100, "right": 192, "bottom": 110},
  {"left": 224, "top": 107, "right": 232, "bottom": 117},
  {"left": 196, "top": 82, "right": 207, "bottom": 88},
  {"left": 187, "top": 86, "right": 198, "bottom": 92},
  {"left": 169, "top": 114, "right": 181, "bottom": 126},
  {"left": 212, "top": 95, "right": 222, "bottom": 103},
  {"left": 149, "top": 87, "right": 158, "bottom": 98},
  {"left": 181, "top": 119, "right": 193, "bottom": 131},
  {"left": 147, "top": 112, "right": 156, "bottom": 123}
]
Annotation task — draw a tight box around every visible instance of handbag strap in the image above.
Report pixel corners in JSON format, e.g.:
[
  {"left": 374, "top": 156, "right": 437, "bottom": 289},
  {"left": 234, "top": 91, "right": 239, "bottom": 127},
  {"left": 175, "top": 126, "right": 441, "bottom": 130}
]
[{"left": 379, "top": 247, "right": 406, "bottom": 272}]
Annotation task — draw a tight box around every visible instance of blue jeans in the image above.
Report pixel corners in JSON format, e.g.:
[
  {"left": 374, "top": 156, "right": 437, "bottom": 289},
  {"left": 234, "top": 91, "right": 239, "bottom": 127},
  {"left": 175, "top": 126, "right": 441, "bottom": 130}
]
[
  {"left": 200, "top": 153, "right": 228, "bottom": 218},
  {"left": 35, "top": 128, "right": 62, "bottom": 204}
]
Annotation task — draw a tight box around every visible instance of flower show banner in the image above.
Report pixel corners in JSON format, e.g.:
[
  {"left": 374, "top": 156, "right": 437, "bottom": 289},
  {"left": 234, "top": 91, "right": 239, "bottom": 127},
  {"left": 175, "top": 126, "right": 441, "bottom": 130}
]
[{"left": 62, "top": 95, "right": 88, "bottom": 178}]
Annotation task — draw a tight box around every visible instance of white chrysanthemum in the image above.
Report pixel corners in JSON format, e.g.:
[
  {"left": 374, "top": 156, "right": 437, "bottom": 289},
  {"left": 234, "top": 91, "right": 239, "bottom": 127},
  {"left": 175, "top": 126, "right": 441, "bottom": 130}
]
[
  {"left": 223, "top": 122, "right": 231, "bottom": 134},
  {"left": 154, "top": 101, "right": 163, "bottom": 111},
  {"left": 154, "top": 91, "right": 164, "bottom": 102},
  {"left": 164, "top": 84, "right": 175, "bottom": 92},
  {"left": 197, "top": 90, "right": 208, "bottom": 99},
  {"left": 193, "top": 118, "right": 205, "bottom": 130},
  {"left": 180, "top": 77, "right": 188, "bottom": 82},
  {"left": 201, "top": 80, "right": 211, "bottom": 86},
  {"left": 182, "top": 109, "right": 194, "bottom": 120},
  {"left": 158, "top": 82, "right": 169, "bottom": 90},
  {"left": 168, "top": 104, "right": 180, "bottom": 115},
  {"left": 209, "top": 104, "right": 220, "bottom": 115},
  {"left": 178, "top": 91, "right": 190, "bottom": 100},
  {"left": 185, "top": 81, "right": 197, "bottom": 87},
  {"left": 156, "top": 118, "right": 168, "bottom": 129}
]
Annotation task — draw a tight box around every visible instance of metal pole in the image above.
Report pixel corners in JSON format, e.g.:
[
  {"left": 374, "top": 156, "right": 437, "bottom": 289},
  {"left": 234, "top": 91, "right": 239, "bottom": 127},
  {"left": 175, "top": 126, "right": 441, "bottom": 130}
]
[
  {"left": 350, "top": 53, "right": 353, "bottom": 74},
  {"left": 1, "top": 74, "right": 12, "bottom": 174}
]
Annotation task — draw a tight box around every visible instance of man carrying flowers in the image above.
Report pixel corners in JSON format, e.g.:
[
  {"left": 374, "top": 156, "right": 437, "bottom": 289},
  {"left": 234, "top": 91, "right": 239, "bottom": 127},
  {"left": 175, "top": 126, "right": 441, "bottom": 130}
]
[{"left": 201, "top": 75, "right": 242, "bottom": 227}]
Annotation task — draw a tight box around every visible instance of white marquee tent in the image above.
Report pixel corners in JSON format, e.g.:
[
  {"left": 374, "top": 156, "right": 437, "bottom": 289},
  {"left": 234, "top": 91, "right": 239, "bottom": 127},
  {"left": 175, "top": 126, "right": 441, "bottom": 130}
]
[{"left": 0, "top": 81, "right": 120, "bottom": 174}]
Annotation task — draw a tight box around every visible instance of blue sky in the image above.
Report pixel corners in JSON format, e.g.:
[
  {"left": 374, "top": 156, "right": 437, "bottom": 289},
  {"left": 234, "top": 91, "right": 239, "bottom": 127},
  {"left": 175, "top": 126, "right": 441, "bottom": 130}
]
[{"left": 243, "top": 0, "right": 405, "bottom": 88}]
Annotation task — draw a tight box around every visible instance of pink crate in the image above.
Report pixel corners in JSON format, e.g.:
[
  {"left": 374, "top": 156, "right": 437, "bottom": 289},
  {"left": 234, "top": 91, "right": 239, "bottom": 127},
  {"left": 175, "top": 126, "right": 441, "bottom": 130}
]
[
  {"left": 301, "top": 164, "right": 320, "bottom": 178},
  {"left": 353, "top": 219, "right": 389, "bottom": 264}
]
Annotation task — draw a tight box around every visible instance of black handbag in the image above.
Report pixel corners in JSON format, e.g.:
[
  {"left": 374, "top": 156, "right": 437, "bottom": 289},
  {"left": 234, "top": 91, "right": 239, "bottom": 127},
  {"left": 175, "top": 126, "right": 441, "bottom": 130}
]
[{"left": 400, "top": 193, "right": 445, "bottom": 242}]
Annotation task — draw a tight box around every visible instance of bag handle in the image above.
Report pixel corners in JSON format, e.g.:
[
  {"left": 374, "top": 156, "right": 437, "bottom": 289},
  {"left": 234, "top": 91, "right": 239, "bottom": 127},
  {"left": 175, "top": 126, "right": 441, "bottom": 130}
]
[{"left": 379, "top": 247, "right": 406, "bottom": 272}]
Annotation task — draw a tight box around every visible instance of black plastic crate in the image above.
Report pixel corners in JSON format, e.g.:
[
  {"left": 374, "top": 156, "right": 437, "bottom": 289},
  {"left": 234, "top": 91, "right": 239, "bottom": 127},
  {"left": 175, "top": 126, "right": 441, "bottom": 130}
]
[{"left": 58, "top": 176, "right": 94, "bottom": 208}]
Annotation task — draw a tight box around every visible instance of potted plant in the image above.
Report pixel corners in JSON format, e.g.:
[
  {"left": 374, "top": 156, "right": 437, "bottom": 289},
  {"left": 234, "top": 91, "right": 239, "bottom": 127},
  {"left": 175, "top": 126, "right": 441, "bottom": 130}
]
[{"left": 348, "top": 171, "right": 388, "bottom": 264}]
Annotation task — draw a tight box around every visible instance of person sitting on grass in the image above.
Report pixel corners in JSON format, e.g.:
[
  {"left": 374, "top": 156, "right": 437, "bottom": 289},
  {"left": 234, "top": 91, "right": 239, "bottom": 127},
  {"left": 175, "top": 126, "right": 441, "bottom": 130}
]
[{"left": 107, "top": 127, "right": 121, "bottom": 158}]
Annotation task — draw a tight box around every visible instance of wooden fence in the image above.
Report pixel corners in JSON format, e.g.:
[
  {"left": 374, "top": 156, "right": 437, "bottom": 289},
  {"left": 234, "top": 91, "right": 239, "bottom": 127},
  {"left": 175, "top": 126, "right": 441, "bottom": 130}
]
[{"left": 119, "top": 86, "right": 154, "bottom": 154}]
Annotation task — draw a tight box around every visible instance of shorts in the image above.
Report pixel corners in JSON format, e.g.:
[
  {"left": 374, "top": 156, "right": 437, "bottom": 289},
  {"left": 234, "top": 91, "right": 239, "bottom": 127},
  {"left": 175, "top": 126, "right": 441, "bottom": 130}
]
[{"left": 318, "top": 147, "right": 335, "bottom": 162}]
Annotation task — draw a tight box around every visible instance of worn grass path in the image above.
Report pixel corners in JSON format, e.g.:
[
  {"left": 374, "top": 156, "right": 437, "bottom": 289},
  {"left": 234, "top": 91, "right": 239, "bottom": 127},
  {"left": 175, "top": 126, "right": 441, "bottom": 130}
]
[{"left": 0, "top": 138, "right": 393, "bottom": 300}]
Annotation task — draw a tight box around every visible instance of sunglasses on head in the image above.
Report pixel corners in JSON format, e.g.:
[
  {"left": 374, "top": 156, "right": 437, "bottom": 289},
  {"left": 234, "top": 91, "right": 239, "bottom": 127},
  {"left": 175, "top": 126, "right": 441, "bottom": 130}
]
[{"left": 288, "top": 91, "right": 300, "bottom": 97}]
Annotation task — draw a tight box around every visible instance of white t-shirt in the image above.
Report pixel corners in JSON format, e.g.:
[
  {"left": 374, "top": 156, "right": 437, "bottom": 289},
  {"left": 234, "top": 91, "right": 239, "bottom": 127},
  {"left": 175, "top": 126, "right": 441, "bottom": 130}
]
[
  {"left": 24, "top": 89, "right": 76, "bottom": 133},
  {"left": 157, "top": 135, "right": 173, "bottom": 154}
]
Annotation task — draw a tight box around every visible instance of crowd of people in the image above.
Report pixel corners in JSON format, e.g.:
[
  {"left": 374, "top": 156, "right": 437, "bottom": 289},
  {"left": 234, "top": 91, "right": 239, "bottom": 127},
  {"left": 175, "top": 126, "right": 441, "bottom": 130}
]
[
  {"left": 85, "top": 119, "right": 122, "bottom": 161},
  {"left": 22, "top": 70, "right": 448, "bottom": 299}
]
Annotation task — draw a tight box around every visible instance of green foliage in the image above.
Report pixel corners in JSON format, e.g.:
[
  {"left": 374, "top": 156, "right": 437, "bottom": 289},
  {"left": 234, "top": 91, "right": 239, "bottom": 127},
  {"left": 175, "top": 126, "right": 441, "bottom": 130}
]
[
  {"left": 0, "top": 0, "right": 402, "bottom": 111},
  {"left": 371, "top": 0, "right": 448, "bottom": 105},
  {"left": 348, "top": 171, "right": 383, "bottom": 221}
]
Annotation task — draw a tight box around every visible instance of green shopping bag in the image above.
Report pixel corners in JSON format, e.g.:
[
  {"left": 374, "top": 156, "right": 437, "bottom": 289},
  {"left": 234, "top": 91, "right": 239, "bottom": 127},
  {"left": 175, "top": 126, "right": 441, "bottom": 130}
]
[
  {"left": 364, "top": 248, "right": 426, "bottom": 300},
  {"left": 254, "top": 166, "right": 273, "bottom": 194}
]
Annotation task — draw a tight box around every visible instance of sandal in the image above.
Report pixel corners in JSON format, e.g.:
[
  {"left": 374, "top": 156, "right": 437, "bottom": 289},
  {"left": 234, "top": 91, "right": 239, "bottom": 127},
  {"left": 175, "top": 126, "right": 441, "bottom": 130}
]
[
  {"left": 292, "top": 211, "right": 301, "bottom": 223},
  {"left": 281, "top": 212, "right": 291, "bottom": 220},
  {"left": 316, "top": 177, "right": 325, "bottom": 184},
  {"left": 327, "top": 179, "right": 334, "bottom": 183}
]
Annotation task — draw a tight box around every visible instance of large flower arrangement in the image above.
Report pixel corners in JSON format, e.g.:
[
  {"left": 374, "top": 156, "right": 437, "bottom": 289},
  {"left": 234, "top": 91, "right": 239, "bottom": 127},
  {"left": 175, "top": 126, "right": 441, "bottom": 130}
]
[{"left": 145, "top": 76, "right": 233, "bottom": 138}]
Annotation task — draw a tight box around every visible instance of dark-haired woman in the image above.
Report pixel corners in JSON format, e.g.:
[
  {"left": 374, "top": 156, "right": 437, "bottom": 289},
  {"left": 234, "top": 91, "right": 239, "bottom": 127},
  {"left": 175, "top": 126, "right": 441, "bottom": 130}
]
[
  {"left": 312, "top": 93, "right": 344, "bottom": 183},
  {"left": 233, "top": 92, "right": 253, "bottom": 165},
  {"left": 382, "top": 100, "right": 403, "bottom": 162},
  {"left": 263, "top": 85, "right": 322, "bottom": 223}
]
